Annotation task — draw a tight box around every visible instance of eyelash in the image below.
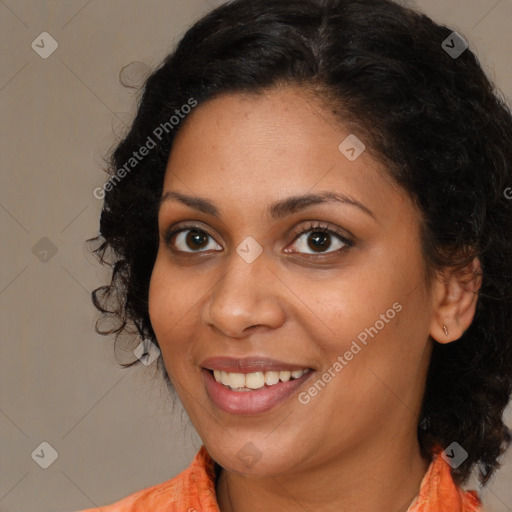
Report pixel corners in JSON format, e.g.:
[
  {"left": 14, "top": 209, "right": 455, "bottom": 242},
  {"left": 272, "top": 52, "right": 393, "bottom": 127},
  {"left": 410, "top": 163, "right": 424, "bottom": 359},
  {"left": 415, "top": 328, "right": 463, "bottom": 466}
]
[{"left": 163, "top": 221, "right": 354, "bottom": 257}]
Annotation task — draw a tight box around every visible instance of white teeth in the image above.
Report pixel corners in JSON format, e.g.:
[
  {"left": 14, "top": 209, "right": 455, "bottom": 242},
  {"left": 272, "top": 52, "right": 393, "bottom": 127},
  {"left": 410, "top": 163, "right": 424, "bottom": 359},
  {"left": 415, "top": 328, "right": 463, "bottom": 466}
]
[
  {"left": 279, "top": 370, "right": 291, "bottom": 382},
  {"left": 228, "top": 373, "right": 246, "bottom": 388},
  {"left": 264, "top": 371, "right": 280, "bottom": 386},
  {"left": 245, "top": 372, "right": 265, "bottom": 389},
  {"left": 211, "top": 368, "right": 310, "bottom": 390}
]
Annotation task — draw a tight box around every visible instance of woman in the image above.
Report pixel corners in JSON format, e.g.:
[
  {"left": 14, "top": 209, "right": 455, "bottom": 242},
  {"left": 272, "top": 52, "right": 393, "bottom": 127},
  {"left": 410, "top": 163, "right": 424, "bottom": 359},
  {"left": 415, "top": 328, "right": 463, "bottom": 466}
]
[{"left": 79, "top": 0, "right": 512, "bottom": 510}]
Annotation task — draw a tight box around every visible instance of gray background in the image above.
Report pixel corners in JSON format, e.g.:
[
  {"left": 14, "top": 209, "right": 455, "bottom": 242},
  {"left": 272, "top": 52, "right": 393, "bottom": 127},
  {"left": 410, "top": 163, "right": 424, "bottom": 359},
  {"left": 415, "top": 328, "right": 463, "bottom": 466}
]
[{"left": 1, "top": 1, "right": 511, "bottom": 511}]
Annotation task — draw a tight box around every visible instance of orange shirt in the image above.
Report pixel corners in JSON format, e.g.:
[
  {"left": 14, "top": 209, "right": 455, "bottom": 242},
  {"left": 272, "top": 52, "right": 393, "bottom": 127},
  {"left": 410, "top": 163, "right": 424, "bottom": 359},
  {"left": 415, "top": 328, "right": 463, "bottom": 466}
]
[{"left": 77, "top": 445, "right": 483, "bottom": 511}]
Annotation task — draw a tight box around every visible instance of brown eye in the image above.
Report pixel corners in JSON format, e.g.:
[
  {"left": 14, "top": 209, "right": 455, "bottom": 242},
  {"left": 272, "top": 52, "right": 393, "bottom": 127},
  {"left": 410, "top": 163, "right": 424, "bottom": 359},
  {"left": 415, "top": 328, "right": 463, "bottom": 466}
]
[
  {"left": 165, "top": 227, "right": 222, "bottom": 253},
  {"left": 287, "top": 224, "right": 352, "bottom": 256}
]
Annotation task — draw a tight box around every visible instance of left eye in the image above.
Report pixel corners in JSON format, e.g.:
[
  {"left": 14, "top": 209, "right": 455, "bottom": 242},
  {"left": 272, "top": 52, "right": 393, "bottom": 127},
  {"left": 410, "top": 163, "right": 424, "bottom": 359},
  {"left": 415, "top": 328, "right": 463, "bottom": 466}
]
[
  {"left": 168, "top": 228, "right": 222, "bottom": 252},
  {"left": 287, "top": 226, "right": 351, "bottom": 255}
]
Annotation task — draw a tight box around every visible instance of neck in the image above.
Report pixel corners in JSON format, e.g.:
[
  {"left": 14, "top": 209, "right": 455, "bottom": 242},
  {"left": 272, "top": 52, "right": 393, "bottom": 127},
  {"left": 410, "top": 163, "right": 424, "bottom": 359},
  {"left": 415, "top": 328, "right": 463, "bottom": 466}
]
[{"left": 215, "top": 436, "right": 430, "bottom": 512}]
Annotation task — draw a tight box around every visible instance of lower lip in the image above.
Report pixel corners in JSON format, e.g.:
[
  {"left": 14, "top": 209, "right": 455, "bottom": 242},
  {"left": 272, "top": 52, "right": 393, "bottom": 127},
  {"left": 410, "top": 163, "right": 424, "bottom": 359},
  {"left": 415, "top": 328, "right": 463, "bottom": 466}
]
[{"left": 202, "top": 368, "right": 314, "bottom": 415}]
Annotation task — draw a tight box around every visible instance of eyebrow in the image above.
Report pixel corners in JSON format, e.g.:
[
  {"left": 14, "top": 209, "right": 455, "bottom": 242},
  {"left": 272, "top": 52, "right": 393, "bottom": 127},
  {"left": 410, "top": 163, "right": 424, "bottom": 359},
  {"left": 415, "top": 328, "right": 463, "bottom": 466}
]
[{"left": 159, "top": 190, "right": 376, "bottom": 220}]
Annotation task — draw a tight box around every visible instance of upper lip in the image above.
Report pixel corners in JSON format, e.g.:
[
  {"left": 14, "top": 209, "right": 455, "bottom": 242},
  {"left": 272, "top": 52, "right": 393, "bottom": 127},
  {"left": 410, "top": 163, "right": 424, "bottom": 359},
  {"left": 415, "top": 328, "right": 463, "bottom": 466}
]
[{"left": 201, "top": 356, "right": 313, "bottom": 374}]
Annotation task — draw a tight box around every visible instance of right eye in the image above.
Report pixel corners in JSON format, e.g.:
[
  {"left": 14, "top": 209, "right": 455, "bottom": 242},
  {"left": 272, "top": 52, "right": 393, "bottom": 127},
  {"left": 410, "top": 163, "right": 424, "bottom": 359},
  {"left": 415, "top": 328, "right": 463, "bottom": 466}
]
[{"left": 164, "top": 226, "right": 223, "bottom": 253}]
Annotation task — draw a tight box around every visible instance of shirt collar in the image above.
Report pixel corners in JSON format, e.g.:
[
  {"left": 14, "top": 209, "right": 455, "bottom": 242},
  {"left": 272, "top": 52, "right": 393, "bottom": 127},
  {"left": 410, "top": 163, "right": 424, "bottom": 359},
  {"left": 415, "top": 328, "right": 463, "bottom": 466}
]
[{"left": 191, "top": 444, "right": 482, "bottom": 512}]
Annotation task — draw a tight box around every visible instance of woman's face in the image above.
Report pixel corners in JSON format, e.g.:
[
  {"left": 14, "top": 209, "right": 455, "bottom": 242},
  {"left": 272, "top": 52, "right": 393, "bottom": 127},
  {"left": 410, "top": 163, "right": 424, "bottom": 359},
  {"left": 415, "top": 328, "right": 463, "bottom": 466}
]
[{"left": 149, "top": 86, "right": 435, "bottom": 476}]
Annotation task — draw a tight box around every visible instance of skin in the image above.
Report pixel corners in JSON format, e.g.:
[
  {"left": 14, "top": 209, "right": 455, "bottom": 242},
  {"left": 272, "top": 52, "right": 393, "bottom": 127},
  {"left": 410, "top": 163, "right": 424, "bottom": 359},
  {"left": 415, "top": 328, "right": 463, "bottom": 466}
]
[{"left": 148, "top": 85, "right": 481, "bottom": 512}]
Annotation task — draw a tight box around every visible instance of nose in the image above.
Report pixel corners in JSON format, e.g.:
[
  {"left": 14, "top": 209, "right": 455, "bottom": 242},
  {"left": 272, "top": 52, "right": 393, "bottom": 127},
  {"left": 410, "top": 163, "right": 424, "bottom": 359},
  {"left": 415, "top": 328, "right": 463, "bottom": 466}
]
[{"left": 201, "top": 250, "right": 287, "bottom": 338}]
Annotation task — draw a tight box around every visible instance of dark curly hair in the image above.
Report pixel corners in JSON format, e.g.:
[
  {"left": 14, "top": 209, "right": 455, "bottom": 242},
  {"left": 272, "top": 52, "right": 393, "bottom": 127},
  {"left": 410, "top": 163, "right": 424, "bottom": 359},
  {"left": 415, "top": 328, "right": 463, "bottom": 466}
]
[{"left": 88, "top": 0, "right": 512, "bottom": 488}]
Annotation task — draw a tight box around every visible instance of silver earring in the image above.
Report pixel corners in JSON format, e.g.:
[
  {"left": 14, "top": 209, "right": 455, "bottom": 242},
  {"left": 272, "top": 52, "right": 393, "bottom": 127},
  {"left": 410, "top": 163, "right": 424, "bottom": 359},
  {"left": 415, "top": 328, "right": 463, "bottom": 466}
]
[{"left": 443, "top": 325, "right": 449, "bottom": 337}]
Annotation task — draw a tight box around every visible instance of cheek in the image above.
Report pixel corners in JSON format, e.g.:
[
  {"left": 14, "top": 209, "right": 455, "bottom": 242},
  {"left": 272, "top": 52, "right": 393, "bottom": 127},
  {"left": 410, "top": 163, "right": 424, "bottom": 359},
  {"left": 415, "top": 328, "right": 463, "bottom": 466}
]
[
  {"left": 148, "top": 255, "right": 209, "bottom": 362},
  {"left": 148, "top": 258, "right": 169, "bottom": 335},
  {"left": 148, "top": 257, "right": 187, "bottom": 352},
  {"left": 304, "top": 248, "right": 428, "bottom": 372},
  {"left": 298, "top": 266, "right": 402, "bottom": 347}
]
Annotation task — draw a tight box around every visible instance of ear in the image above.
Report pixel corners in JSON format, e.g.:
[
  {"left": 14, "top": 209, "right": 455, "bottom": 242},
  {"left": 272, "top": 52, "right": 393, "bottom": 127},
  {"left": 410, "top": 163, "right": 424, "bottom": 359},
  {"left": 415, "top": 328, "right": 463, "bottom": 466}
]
[{"left": 429, "top": 257, "right": 482, "bottom": 343}]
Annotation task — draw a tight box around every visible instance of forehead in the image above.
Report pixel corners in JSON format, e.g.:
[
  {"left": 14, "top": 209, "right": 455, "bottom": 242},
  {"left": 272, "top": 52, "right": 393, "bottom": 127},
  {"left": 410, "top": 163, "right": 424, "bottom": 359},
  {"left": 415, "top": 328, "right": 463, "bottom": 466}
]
[{"left": 162, "top": 87, "right": 409, "bottom": 219}]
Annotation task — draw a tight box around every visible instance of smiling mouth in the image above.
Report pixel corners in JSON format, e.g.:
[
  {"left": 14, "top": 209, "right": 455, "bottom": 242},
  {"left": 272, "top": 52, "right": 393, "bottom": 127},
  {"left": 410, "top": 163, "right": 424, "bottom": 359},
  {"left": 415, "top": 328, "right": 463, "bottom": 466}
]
[{"left": 206, "top": 368, "right": 313, "bottom": 391}]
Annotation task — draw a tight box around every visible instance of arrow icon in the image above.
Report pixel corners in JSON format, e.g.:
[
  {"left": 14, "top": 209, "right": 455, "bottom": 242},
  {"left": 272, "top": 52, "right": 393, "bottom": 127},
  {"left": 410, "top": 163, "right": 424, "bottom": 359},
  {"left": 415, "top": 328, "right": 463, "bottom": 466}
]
[
  {"left": 237, "top": 441, "right": 263, "bottom": 467},
  {"left": 236, "top": 237, "right": 263, "bottom": 263},
  {"left": 441, "top": 32, "right": 468, "bottom": 59},
  {"left": 134, "top": 339, "right": 160, "bottom": 365},
  {"left": 31, "top": 32, "right": 58, "bottom": 59},
  {"left": 339, "top": 134, "right": 365, "bottom": 161},
  {"left": 441, "top": 442, "right": 468, "bottom": 468},
  {"left": 32, "top": 237, "right": 58, "bottom": 262},
  {"left": 31, "top": 441, "right": 58, "bottom": 468}
]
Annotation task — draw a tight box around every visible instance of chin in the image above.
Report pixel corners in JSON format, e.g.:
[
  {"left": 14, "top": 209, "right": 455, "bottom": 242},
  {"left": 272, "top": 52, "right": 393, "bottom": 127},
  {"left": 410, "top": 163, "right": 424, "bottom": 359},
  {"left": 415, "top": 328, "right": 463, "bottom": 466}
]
[{"left": 206, "top": 437, "right": 303, "bottom": 477}]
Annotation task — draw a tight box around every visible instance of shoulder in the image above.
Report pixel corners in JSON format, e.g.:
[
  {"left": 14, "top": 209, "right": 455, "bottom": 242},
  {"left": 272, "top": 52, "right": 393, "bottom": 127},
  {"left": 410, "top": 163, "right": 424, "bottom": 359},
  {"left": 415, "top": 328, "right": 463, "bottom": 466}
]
[{"left": 74, "top": 445, "right": 219, "bottom": 512}]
